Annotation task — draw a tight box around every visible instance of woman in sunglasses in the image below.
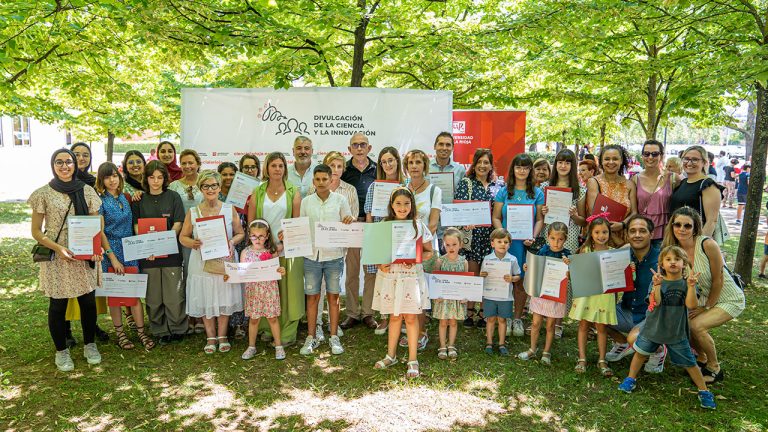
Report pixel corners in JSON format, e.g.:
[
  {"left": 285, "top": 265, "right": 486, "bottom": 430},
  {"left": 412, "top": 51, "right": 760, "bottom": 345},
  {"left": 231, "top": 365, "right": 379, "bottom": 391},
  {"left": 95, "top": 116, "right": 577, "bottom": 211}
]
[
  {"left": 668, "top": 145, "right": 723, "bottom": 238},
  {"left": 661, "top": 206, "right": 744, "bottom": 384},
  {"left": 632, "top": 140, "right": 679, "bottom": 248}
]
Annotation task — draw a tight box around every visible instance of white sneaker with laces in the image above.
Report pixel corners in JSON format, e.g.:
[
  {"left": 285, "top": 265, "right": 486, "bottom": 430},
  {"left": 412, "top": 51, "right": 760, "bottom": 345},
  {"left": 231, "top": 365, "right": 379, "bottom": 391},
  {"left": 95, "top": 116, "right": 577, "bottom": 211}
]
[
  {"left": 55, "top": 349, "right": 74, "bottom": 372},
  {"left": 300, "top": 336, "right": 319, "bottom": 356},
  {"left": 315, "top": 325, "right": 326, "bottom": 343},
  {"left": 512, "top": 319, "right": 524, "bottom": 337},
  {"left": 241, "top": 346, "right": 258, "bottom": 360},
  {"left": 606, "top": 343, "right": 635, "bottom": 362},
  {"left": 335, "top": 326, "right": 344, "bottom": 337},
  {"left": 83, "top": 343, "right": 102, "bottom": 365},
  {"left": 329, "top": 335, "right": 344, "bottom": 355},
  {"left": 644, "top": 345, "right": 667, "bottom": 373}
]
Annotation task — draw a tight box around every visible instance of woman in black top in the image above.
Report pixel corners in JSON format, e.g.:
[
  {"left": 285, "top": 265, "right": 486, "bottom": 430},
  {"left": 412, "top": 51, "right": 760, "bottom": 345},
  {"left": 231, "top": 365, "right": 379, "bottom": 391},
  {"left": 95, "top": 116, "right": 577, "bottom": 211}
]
[{"left": 668, "top": 145, "right": 722, "bottom": 238}]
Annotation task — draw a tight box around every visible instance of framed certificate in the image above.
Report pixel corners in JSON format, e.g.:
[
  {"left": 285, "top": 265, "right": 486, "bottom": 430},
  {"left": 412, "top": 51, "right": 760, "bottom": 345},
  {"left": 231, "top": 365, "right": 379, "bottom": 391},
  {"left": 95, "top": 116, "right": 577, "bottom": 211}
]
[
  {"left": 195, "top": 215, "right": 230, "bottom": 261},
  {"left": 544, "top": 187, "right": 572, "bottom": 226},
  {"left": 506, "top": 204, "right": 534, "bottom": 239}
]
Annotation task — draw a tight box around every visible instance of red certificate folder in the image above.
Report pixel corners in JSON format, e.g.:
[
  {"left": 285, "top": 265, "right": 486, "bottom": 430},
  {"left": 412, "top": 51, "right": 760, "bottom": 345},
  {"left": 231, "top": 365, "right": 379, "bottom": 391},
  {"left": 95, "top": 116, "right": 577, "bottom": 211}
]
[
  {"left": 72, "top": 226, "right": 101, "bottom": 260},
  {"left": 138, "top": 217, "right": 168, "bottom": 258},
  {"left": 106, "top": 266, "right": 140, "bottom": 307},
  {"left": 592, "top": 194, "right": 628, "bottom": 223},
  {"left": 544, "top": 186, "right": 572, "bottom": 203},
  {"left": 392, "top": 236, "right": 423, "bottom": 264},
  {"left": 540, "top": 273, "right": 569, "bottom": 303},
  {"left": 195, "top": 215, "right": 230, "bottom": 260},
  {"left": 603, "top": 266, "right": 635, "bottom": 294}
]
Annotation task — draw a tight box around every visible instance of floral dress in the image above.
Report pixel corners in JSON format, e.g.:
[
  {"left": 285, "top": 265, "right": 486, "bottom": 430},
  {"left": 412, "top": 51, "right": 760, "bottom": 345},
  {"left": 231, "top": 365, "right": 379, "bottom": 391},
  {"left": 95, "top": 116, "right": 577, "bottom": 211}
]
[
  {"left": 241, "top": 247, "right": 281, "bottom": 319},
  {"left": 431, "top": 255, "right": 468, "bottom": 320},
  {"left": 454, "top": 177, "right": 504, "bottom": 263}
]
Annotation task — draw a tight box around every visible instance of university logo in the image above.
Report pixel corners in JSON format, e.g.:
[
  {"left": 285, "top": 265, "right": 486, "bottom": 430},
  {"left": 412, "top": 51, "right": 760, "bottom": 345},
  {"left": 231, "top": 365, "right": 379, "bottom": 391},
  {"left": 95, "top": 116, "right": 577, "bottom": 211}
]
[
  {"left": 258, "top": 103, "right": 309, "bottom": 136},
  {"left": 452, "top": 121, "right": 466, "bottom": 135}
]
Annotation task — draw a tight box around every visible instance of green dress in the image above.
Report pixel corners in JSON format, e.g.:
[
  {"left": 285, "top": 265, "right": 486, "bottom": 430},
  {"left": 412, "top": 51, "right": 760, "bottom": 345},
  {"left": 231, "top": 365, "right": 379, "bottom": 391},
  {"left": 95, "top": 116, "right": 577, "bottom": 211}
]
[
  {"left": 251, "top": 181, "right": 304, "bottom": 344},
  {"left": 431, "top": 255, "right": 468, "bottom": 320}
]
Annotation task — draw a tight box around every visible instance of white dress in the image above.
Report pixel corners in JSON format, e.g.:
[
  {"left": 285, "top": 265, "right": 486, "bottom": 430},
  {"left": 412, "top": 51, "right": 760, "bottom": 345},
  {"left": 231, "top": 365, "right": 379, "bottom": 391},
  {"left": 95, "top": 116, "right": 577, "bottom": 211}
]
[
  {"left": 372, "top": 220, "right": 433, "bottom": 316},
  {"left": 262, "top": 193, "right": 287, "bottom": 257},
  {"left": 186, "top": 203, "right": 244, "bottom": 318}
]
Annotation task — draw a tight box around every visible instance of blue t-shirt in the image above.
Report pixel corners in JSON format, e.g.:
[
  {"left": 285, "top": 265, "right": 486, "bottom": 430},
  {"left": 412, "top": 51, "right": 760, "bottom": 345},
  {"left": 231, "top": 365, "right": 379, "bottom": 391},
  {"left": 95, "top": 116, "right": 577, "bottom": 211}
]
[
  {"left": 494, "top": 186, "right": 544, "bottom": 275},
  {"left": 737, "top": 172, "right": 749, "bottom": 194},
  {"left": 536, "top": 244, "right": 570, "bottom": 258},
  {"left": 624, "top": 245, "right": 660, "bottom": 324}
]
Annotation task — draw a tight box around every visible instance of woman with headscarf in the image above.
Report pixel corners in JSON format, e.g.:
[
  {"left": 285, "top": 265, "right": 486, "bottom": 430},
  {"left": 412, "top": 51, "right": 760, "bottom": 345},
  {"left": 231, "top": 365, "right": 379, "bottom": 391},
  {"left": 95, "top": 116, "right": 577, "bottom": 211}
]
[
  {"left": 28, "top": 149, "right": 104, "bottom": 371},
  {"left": 122, "top": 150, "right": 146, "bottom": 198},
  {"left": 71, "top": 142, "right": 97, "bottom": 187},
  {"left": 156, "top": 141, "right": 183, "bottom": 182}
]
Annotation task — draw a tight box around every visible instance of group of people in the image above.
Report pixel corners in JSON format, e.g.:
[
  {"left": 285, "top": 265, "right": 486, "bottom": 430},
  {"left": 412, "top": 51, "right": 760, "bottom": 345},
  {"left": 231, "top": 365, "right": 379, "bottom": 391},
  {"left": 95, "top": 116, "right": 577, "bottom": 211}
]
[{"left": 30, "top": 135, "right": 746, "bottom": 410}]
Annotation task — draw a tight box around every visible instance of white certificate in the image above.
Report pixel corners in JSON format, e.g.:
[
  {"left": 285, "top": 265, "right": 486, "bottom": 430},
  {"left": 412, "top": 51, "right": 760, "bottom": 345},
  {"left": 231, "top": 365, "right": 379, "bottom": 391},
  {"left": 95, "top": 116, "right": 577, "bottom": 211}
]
[
  {"left": 371, "top": 181, "right": 400, "bottom": 217},
  {"left": 392, "top": 222, "right": 417, "bottom": 261},
  {"left": 427, "top": 273, "right": 484, "bottom": 302},
  {"left": 122, "top": 230, "right": 179, "bottom": 261},
  {"left": 196, "top": 216, "right": 230, "bottom": 261},
  {"left": 600, "top": 249, "right": 631, "bottom": 292},
  {"left": 281, "top": 217, "right": 313, "bottom": 258},
  {"left": 544, "top": 188, "right": 572, "bottom": 226},
  {"left": 483, "top": 260, "right": 511, "bottom": 299},
  {"left": 506, "top": 204, "right": 534, "bottom": 239},
  {"left": 540, "top": 259, "right": 568, "bottom": 298},
  {"left": 440, "top": 201, "right": 492, "bottom": 227},
  {"left": 96, "top": 273, "right": 148, "bottom": 298},
  {"left": 224, "top": 258, "right": 282, "bottom": 283},
  {"left": 314, "top": 222, "right": 364, "bottom": 248},
  {"left": 225, "top": 172, "right": 260, "bottom": 209},
  {"left": 67, "top": 216, "right": 101, "bottom": 257},
  {"left": 428, "top": 172, "right": 454, "bottom": 204}
]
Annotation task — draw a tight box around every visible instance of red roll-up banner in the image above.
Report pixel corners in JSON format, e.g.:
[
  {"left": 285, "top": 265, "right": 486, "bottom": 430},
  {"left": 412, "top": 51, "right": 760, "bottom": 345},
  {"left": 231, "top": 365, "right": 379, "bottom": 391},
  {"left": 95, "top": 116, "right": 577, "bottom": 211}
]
[{"left": 452, "top": 110, "right": 527, "bottom": 180}]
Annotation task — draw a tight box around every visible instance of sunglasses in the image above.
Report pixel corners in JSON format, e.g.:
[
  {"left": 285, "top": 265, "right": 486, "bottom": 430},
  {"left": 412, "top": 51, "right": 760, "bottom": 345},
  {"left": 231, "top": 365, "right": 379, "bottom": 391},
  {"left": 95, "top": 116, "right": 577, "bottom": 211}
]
[
  {"left": 643, "top": 151, "right": 661, "bottom": 158},
  {"left": 673, "top": 222, "right": 693, "bottom": 230}
]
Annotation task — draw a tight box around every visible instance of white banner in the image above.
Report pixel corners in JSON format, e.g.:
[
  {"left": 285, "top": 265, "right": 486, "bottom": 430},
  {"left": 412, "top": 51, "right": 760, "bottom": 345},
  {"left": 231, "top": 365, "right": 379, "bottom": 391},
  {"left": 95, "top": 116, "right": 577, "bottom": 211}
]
[{"left": 181, "top": 87, "right": 453, "bottom": 169}]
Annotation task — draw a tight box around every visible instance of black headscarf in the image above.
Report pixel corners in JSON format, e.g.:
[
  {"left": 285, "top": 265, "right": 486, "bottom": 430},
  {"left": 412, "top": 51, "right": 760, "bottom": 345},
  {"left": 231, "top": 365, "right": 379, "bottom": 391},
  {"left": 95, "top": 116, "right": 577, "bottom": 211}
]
[
  {"left": 122, "top": 150, "right": 146, "bottom": 192},
  {"left": 49, "top": 149, "right": 90, "bottom": 216},
  {"left": 71, "top": 142, "right": 97, "bottom": 187}
]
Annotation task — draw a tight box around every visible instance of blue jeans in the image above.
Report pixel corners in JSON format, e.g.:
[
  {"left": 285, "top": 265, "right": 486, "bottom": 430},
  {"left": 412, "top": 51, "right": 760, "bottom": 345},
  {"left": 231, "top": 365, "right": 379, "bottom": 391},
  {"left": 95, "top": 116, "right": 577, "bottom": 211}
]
[
  {"left": 304, "top": 257, "right": 344, "bottom": 295},
  {"left": 634, "top": 334, "right": 696, "bottom": 367}
]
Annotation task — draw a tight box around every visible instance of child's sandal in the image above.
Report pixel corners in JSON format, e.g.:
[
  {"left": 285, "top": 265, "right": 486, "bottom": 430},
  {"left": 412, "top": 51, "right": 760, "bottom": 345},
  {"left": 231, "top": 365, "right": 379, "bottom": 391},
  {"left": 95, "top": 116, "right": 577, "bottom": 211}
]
[
  {"left": 204, "top": 337, "right": 217, "bottom": 354},
  {"left": 517, "top": 349, "right": 537, "bottom": 361},
  {"left": 374, "top": 354, "right": 399, "bottom": 369},
  {"left": 541, "top": 351, "right": 552, "bottom": 365},
  {"left": 136, "top": 326, "right": 155, "bottom": 351},
  {"left": 115, "top": 325, "right": 134, "bottom": 350},
  {"left": 498, "top": 344, "right": 509, "bottom": 356},
  {"left": 437, "top": 347, "right": 448, "bottom": 360},
  {"left": 217, "top": 336, "right": 231, "bottom": 353},
  {"left": 574, "top": 358, "right": 587, "bottom": 373},
  {"left": 124, "top": 312, "right": 138, "bottom": 331},
  {"left": 447, "top": 346, "right": 458, "bottom": 359},
  {"left": 484, "top": 344, "right": 494, "bottom": 355},
  {"left": 406, "top": 360, "right": 420, "bottom": 378},
  {"left": 598, "top": 360, "right": 614, "bottom": 377},
  {"left": 554, "top": 325, "right": 564, "bottom": 339}
]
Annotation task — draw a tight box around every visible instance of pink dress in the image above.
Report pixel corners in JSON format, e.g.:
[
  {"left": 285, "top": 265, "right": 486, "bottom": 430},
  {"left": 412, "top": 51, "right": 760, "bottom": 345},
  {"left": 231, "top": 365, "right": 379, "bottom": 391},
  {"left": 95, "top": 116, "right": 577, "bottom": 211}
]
[
  {"left": 635, "top": 174, "right": 672, "bottom": 240},
  {"left": 241, "top": 247, "right": 281, "bottom": 319}
]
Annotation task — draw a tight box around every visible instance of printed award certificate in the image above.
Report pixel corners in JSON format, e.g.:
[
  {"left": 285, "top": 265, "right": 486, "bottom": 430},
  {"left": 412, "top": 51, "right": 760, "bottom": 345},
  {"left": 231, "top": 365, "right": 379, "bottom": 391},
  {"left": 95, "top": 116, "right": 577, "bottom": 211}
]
[
  {"left": 440, "top": 201, "right": 492, "bottom": 227},
  {"left": 281, "top": 217, "right": 313, "bottom": 258},
  {"left": 314, "top": 222, "right": 365, "bottom": 248},
  {"left": 67, "top": 215, "right": 101, "bottom": 259},
  {"left": 225, "top": 172, "right": 260, "bottom": 209},
  {"left": 506, "top": 204, "right": 534, "bottom": 239},
  {"left": 195, "top": 215, "right": 230, "bottom": 261}
]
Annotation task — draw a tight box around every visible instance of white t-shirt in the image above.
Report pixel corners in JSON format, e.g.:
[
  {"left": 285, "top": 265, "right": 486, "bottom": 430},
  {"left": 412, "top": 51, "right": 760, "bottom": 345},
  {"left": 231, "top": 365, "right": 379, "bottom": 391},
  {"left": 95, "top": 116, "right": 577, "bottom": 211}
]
[{"left": 414, "top": 184, "right": 442, "bottom": 228}]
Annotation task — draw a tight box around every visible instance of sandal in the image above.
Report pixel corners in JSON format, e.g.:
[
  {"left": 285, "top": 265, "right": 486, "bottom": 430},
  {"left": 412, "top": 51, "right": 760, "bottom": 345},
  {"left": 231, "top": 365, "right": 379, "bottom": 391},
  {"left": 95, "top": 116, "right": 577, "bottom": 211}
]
[
  {"left": 484, "top": 344, "right": 494, "bottom": 355},
  {"left": 194, "top": 323, "right": 206, "bottom": 334},
  {"left": 374, "top": 354, "right": 399, "bottom": 369},
  {"left": 598, "top": 360, "right": 614, "bottom": 377},
  {"left": 517, "top": 349, "right": 537, "bottom": 361},
  {"left": 574, "top": 358, "right": 587, "bottom": 373},
  {"left": 115, "top": 325, "right": 134, "bottom": 350},
  {"left": 217, "top": 336, "right": 231, "bottom": 353},
  {"left": 437, "top": 347, "right": 448, "bottom": 360},
  {"left": 447, "top": 346, "right": 458, "bottom": 359},
  {"left": 124, "top": 311, "right": 138, "bottom": 331},
  {"left": 498, "top": 344, "right": 509, "bottom": 356},
  {"left": 136, "top": 326, "right": 155, "bottom": 351},
  {"left": 554, "top": 325, "right": 564, "bottom": 339},
  {"left": 701, "top": 366, "right": 724, "bottom": 384},
  {"left": 541, "top": 351, "right": 551, "bottom": 365},
  {"left": 406, "top": 360, "right": 420, "bottom": 378},
  {"left": 204, "top": 337, "right": 217, "bottom": 354}
]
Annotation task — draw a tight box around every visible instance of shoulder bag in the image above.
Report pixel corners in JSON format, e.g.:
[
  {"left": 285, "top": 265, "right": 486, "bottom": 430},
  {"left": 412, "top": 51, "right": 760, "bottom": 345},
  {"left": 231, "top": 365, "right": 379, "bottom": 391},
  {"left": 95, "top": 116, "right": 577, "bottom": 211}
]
[{"left": 31, "top": 199, "right": 73, "bottom": 262}]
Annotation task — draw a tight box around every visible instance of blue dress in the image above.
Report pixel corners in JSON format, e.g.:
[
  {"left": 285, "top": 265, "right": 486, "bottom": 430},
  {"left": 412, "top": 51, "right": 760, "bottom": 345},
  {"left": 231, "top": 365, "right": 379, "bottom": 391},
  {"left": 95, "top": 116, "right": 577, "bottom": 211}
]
[
  {"left": 99, "top": 192, "right": 138, "bottom": 272},
  {"left": 494, "top": 185, "right": 544, "bottom": 277}
]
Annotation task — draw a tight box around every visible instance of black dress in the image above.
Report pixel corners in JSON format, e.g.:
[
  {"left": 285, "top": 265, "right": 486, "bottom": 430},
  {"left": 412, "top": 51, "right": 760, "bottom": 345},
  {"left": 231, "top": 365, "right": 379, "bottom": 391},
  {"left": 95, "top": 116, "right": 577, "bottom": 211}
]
[{"left": 669, "top": 178, "right": 718, "bottom": 224}]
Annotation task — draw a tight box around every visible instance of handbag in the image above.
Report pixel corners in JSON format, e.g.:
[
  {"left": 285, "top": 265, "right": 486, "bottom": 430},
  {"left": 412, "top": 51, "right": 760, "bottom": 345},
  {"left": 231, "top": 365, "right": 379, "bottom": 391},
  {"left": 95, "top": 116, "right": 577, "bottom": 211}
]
[
  {"left": 203, "top": 258, "right": 227, "bottom": 275},
  {"left": 31, "top": 199, "right": 73, "bottom": 263},
  {"left": 458, "top": 178, "right": 473, "bottom": 251}
]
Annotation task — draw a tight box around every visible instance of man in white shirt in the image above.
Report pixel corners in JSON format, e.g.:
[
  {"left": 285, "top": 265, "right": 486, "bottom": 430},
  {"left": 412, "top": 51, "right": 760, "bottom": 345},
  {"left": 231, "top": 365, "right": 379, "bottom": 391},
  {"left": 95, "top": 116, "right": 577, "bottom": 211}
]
[
  {"left": 299, "top": 164, "right": 355, "bottom": 356},
  {"left": 714, "top": 150, "right": 727, "bottom": 183},
  {"left": 287, "top": 136, "right": 317, "bottom": 198}
]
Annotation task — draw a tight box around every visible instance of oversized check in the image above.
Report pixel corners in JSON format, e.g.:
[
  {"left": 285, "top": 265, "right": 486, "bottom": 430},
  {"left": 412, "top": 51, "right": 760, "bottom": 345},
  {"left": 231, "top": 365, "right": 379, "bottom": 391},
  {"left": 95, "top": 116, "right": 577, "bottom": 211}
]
[
  {"left": 225, "top": 172, "right": 260, "bottom": 209},
  {"left": 122, "top": 230, "right": 179, "bottom": 261},
  {"left": 224, "top": 258, "right": 282, "bottom": 283},
  {"left": 96, "top": 273, "right": 148, "bottom": 298},
  {"left": 440, "top": 201, "right": 491, "bottom": 227},
  {"left": 427, "top": 272, "right": 484, "bottom": 302},
  {"left": 314, "top": 222, "right": 364, "bottom": 248}
]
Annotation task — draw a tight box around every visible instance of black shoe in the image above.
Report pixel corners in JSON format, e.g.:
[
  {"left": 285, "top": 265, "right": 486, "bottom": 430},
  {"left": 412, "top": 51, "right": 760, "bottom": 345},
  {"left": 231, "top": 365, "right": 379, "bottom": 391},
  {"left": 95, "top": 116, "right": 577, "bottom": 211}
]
[
  {"left": 463, "top": 317, "right": 474, "bottom": 327},
  {"left": 158, "top": 335, "right": 173, "bottom": 345},
  {"left": 340, "top": 317, "right": 361, "bottom": 330},
  {"left": 476, "top": 317, "right": 487, "bottom": 329},
  {"left": 758, "top": 274, "right": 767, "bottom": 279},
  {"left": 170, "top": 333, "right": 185, "bottom": 343},
  {"left": 95, "top": 324, "right": 110, "bottom": 342}
]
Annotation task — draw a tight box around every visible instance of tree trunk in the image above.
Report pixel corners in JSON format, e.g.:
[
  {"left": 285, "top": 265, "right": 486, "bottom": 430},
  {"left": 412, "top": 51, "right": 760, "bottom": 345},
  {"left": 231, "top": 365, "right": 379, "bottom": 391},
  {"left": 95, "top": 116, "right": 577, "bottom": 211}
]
[
  {"left": 106, "top": 130, "right": 115, "bottom": 163},
  {"left": 647, "top": 72, "right": 658, "bottom": 140},
  {"left": 745, "top": 98, "right": 757, "bottom": 160},
  {"left": 735, "top": 82, "right": 768, "bottom": 285},
  {"left": 599, "top": 123, "right": 606, "bottom": 147},
  {"left": 350, "top": 1, "right": 370, "bottom": 87}
]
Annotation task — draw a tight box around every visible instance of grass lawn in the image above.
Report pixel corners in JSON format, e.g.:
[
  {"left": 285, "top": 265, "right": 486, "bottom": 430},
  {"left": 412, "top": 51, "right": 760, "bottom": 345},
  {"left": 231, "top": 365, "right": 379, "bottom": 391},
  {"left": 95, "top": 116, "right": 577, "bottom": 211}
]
[{"left": 1, "top": 212, "right": 767, "bottom": 430}]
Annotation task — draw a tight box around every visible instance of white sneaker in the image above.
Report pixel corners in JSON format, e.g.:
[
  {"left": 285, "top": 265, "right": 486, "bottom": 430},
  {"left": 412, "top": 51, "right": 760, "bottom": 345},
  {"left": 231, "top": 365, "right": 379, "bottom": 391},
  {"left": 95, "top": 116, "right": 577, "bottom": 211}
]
[
  {"left": 315, "top": 325, "right": 326, "bottom": 343},
  {"left": 299, "top": 336, "right": 319, "bottom": 356},
  {"left": 83, "top": 343, "right": 102, "bottom": 365},
  {"left": 275, "top": 345, "right": 286, "bottom": 360},
  {"left": 241, "top": 346, "right": 258, "bottom": 360},
  {"left": 335, "top": 326, "right": 344, "bottom": 338},
  {"left": 512, "top": 319, "right": 524, "bottom": 337},
  {"left": 329, "top": 335, "right": 344, "bottom": 355},
  {"left": 644, "top": 345, "right": 667, "bottom": 373},
  {"left": 606, "top": 343, "right": 635, "bottom": 362},
  {"left": 55, "top": 349, "right": 74, "bottom": 372}
]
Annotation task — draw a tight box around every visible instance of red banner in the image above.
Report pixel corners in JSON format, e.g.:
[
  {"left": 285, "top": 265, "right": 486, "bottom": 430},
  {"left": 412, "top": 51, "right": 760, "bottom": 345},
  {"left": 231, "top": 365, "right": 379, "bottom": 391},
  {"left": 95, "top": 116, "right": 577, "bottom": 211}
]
[{"left": 452, "top": 110, "right": 526, "bottom": 180}]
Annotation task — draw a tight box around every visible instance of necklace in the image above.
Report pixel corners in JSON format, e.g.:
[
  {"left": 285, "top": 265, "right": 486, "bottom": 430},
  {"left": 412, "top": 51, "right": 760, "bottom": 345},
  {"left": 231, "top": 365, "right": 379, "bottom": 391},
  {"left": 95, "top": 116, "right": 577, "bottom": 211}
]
[{"left": 409, "top": 179, "right": 426, "bottom": 193}]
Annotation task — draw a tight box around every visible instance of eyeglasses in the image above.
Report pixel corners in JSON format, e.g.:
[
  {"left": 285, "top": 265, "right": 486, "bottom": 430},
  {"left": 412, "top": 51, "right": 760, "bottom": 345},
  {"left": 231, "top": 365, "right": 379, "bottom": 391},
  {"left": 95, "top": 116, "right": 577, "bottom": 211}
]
[
  {"left": 185, "top": 186, "right": 194, "bottom": 200},
  {"left": 249, "top": 235, "right": 267, "bottom": 241},
  {"left": 682, "top": 157, "right": 702, "bottom": 164},
  {"left": 54, "top": 160, "right": 75, "bottom": 167},
  {"left": 380, "top": 158, "right": 397, "bottom": 166},
  {"left": 673, "top": 222, "right": 693, "bottom": 230},
  {"left": 126, "top": 159, "right": 143, "bottom": 165},
  {"left": 350, "top": 142, "right": 368, "bottom": 149},
  {"left": 643, "top": 151, "right": 661, "bottom": 158},
  {"left": 242, "top": 165, "right": 258, "bottom": 171},
  {"left": 200, "top": 183, "right": 220, "bottom": 190}
]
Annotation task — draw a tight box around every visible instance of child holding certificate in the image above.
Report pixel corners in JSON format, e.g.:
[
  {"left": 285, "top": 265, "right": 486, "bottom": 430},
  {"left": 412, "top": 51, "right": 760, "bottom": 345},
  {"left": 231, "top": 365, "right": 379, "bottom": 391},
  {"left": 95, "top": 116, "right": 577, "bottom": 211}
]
[
  {"left": 618, "top": 246, "right": 717, "bottom": 410},
  {"left": 518, "top": 222, "right": 571, "bottom": 365},
  {"left": 479, "top": 228, "right": 521, "bottom": 356},
  {"left": 432, "top": 228, "right": 469, "bottom": 360},
  {"left": 569, "top": 216, "right": 618, "bottom": 377},
  {"left": 372, "top": 188, "right": 434, "bottom": 378},
  {"left": 238, "top": 219, "right": 287, "bottom": 361}
]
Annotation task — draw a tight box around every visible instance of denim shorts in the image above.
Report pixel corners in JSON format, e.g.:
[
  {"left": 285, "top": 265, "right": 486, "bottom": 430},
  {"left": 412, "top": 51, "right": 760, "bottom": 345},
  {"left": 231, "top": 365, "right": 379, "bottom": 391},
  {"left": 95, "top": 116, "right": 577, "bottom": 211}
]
[
  {"left": 608, "top": 306, "right": 636, "bottom": 334},
  {"left": 633, "top": 334, "right": 696, "bottom": 367},
  {"left": 304, "top": 257, "right": 344, "bottom": 295},
  {"left": 482, "top": 299, "right": 513, "bottom": 319},
  {"left": 737, "top": 193, "right": 747, "bottom": 204}
]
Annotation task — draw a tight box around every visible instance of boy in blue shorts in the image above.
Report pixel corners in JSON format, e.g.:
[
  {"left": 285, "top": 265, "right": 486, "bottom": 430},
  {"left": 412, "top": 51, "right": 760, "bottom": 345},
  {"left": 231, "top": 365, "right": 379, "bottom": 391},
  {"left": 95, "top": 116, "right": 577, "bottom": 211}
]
[{"left": 479, "top": 228, "right": 521, "bottom": 356}]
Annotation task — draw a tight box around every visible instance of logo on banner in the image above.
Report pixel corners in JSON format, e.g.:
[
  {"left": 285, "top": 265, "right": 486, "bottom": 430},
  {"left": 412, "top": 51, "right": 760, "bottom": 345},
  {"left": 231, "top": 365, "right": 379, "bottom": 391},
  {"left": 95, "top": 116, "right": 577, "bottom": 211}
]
[
  {"left": 259, "top": 103, "right": 310, "bottom": 136},
  {"left": 452, "top": 121, "right": 465, "bottom": 135}
]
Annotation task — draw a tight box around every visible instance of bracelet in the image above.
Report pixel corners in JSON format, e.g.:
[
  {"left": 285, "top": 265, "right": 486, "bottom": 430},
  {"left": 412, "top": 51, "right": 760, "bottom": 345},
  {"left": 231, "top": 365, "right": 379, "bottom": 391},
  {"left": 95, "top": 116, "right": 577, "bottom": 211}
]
[{"left": 105, "top": 249, "right": 112, "bottom": 255}]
